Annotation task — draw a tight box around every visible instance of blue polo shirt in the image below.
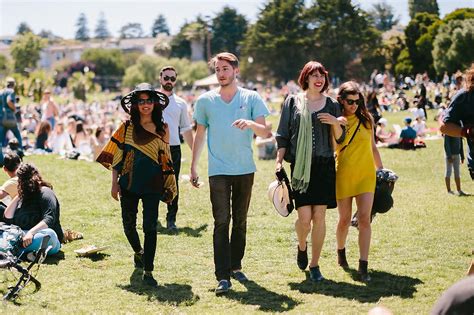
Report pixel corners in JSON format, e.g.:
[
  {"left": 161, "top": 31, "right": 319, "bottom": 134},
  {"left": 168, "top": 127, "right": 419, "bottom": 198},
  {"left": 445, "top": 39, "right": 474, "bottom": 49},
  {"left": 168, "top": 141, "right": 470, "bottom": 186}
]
[{"left": 194, "top": 87, "right": 269, "bottom": 176}]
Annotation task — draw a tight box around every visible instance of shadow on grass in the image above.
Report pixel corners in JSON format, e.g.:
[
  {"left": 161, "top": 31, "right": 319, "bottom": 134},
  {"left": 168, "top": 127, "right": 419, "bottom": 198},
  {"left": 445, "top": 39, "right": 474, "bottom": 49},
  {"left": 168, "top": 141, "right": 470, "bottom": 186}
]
[
  {"left": 288, "top": 268, "right": 423, "bottom": 303},
  {"left": 42, "top": 251, "right": 66, "bottom": 265},
  {"left": 80, "top": 252, "right": 110, "bottom": 262},
  {"left": 118, "top": 269, "right": 200, "bottom": 306},
  {"left": 157, "top": 222, "right": 208, "bottom": 238},
  {"left": 223, "top": 280, "right": 299, "bottom": 312}
]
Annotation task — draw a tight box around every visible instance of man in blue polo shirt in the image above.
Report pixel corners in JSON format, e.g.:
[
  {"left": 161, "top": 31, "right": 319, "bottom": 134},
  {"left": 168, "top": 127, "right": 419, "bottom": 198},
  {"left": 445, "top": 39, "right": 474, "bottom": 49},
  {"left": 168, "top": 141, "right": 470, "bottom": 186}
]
[{"left": 190, "top": 52, "right": 269, "bottom": 295}]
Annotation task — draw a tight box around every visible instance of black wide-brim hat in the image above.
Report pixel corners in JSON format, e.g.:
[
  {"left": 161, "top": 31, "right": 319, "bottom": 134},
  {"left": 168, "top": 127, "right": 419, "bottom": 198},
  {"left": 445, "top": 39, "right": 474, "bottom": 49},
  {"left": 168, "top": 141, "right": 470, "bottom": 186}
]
[{"left": 120, "top": 82, "right": 169, "bottom": 114}]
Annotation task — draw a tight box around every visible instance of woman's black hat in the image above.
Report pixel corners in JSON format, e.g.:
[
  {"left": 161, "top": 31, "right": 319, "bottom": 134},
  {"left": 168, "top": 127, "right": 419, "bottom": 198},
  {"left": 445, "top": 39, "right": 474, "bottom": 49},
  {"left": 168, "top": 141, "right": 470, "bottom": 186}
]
[{"left": 120, "top": 82, "right": 169, "bottom": 114}]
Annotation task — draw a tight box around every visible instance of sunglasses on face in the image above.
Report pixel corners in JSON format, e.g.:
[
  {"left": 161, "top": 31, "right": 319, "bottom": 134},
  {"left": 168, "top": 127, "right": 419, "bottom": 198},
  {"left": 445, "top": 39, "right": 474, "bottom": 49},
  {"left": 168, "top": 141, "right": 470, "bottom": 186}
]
[
  {"left": 163, "top": 76, "right": 176, "bottom": 82},
  {"left": 345, "top": 99, "right": 360, "bottom": 106},
  {"left": 137, "top": 98, "right": 154, "bottom": 105}
]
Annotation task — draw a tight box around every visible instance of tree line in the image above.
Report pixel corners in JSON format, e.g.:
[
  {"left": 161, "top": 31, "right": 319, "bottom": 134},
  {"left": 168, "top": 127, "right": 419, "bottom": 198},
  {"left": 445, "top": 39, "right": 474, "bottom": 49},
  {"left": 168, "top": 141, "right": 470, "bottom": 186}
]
[{"left": 2, "top": 0, "right": 474, "bottom": 86}]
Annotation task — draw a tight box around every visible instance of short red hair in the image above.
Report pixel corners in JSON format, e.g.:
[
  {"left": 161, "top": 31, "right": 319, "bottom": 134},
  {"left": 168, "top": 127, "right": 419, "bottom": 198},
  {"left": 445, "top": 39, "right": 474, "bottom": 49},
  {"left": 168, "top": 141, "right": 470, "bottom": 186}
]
[{"left": 297, "top": 61, "right": 329, "bottom": 92}]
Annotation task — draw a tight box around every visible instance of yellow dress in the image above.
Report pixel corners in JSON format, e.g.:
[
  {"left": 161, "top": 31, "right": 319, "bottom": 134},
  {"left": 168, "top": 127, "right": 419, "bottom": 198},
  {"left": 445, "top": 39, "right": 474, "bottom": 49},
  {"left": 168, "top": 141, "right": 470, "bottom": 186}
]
[{"left": 335, "top": 114, "right": 376, "bottom": 199}]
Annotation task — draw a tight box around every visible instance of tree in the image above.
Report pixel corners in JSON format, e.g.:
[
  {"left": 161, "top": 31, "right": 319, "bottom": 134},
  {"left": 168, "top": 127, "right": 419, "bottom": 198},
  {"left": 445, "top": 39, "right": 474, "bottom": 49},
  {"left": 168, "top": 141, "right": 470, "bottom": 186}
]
[
  {"left": 38, "top": 29, "right": 61, "bottom": 42},
  {"left": 95, "top": 12, "right": 111, "bottom": 39},
  {"left": 54, "top": 60, "right": 96, "bottom": 88},
  {"left": 122, "top": 55, "right": 208, "bottom": 88},
  {"left": 306, "top": 0, "right": 382, "bottom": 80},
  {"left": 119, "top": 23, "right": 144, "bottom": 39},
  {"left": 151, "top": 14, "right": 170, "bottom": 36},
  {"left": 170, "top": 22, "right": 192, "bottom": 59},
  {"left": 395, "top": 49, "right": 414, "bottom": 75},
  {"left": 443, "top": 8, "right": 474, "bottom": 22},
  {"left": 211, "top": 6, "right": 248, "bottom": 56},
  {"left": 67, "top": 71, "right": 99, "bottom": 101},
  {"left": 369, "top": 1, "right": 400, "bottom": 31},
  {"left": 75, "top": 13, "right": 90, "bottom": 41},
  {"left": 81, "top": 48, "right": 125, "bottom": 77},
  {"left": 409, "top": 0, "right": 439, "bottom": 19},
  {"left": 403, "top": 12, "right": 439, "bottom": 75},
  {"left": 170, "top": 18, "right": 207, "bottom": 60},
  {"left": 10, "top": 32, "right": 46, "bottom": 73},
  {"left": 17, "top": 22, "right": 32, "bottom": 35},
  {"left": 433, "top": 19, "right": 474, "bottom": 75},
  {"left": 240, "top": 0, "right": 310, "bottom": 82},
  {"left": 0, "top": 54, "right": 11, "bottom": 75},
  {"left": 382, "top": 32, "right": 405, "bottom": 73}
]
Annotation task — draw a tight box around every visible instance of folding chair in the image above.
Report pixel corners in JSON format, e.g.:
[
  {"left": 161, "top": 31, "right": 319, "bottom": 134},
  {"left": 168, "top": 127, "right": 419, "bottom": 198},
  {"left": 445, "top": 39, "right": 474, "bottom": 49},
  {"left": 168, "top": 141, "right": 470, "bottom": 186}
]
[{"left": 0, "top": 234, "right": 51, "bottom": 300}]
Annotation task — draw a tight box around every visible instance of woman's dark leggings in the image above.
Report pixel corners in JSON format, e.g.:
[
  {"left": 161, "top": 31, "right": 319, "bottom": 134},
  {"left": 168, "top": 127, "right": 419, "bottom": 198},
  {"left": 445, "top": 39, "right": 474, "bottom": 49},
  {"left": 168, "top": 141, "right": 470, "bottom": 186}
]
[{"left": 120, "top": 189, "right": 160, "bottom": 272}]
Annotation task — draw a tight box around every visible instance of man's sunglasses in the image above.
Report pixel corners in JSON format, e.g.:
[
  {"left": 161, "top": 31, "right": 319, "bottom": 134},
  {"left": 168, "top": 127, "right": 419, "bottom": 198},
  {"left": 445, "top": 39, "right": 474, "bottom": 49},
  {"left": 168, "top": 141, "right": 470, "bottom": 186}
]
[
  {"left": 163, "top": 76, "right": 176, "bottom": 82},
  {"left": 137, "top": 99, "right": 154, "bottom": 105},
  {"left": 345, "top": 99, "right": 361, "bottom": 106}
]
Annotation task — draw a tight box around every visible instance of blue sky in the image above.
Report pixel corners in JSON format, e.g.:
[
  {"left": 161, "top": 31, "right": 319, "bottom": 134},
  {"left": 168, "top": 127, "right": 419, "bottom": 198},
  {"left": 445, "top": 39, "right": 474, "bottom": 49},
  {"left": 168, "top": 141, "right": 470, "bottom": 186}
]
[{"left": 1, "top": 0, "right": 473, "bottom": 38}]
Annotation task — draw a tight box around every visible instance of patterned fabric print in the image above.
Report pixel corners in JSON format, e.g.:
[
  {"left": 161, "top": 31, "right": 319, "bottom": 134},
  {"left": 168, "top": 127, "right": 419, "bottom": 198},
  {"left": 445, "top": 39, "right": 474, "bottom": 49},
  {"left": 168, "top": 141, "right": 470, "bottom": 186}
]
[
  {"left": 123, "top": 150, "right": 134, "bottom": 190},
  {"left": 96, "top": 121, "right": 177, "bottom": 203}
]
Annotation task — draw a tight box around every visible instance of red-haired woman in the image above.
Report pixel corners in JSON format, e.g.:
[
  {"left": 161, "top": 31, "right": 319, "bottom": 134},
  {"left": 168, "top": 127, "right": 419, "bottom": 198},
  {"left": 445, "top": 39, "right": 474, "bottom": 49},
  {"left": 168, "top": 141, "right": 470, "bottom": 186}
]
[
  {"left": 276, "top": 61, "right": 345, "bottom": 281},
  {"left": 335, "top": 81, "right": 383, "bottom": 282}
]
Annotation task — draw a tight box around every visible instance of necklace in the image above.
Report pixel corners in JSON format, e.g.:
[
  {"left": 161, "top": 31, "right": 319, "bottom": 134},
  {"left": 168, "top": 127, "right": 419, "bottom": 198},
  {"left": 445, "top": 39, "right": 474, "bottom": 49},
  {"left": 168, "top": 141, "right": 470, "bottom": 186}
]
[{"left": 305, "top": 95, "right": 326, "bottom": 112}]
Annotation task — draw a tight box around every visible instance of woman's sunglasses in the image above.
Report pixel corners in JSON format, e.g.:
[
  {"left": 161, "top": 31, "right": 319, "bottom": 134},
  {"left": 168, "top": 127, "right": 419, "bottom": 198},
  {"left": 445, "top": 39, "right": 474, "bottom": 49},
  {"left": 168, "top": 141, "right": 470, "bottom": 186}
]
[
  {"left": 137, "top": 99, "right": 154, "bottom": 105},
  {"left": 163, "top": 76, "right": 176, "bottom": 82},
  {"left": 345, "top": 99, "right": 360, "bottom": 106}
]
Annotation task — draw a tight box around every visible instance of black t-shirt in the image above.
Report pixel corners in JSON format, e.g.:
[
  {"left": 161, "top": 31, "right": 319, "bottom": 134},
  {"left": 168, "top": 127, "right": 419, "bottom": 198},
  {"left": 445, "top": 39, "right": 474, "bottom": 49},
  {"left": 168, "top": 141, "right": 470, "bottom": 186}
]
[
  {"left": 431, "top": 276, "right": 474, "bottom": 315},
  {"left": 36, "top": 132, "right": 48, "bottom": 149},
  {"left": 10, "top": 187, "right": 64, "bottom": 242},
  {"left": 443, "top": 89, "right": 474, "bottom": 126}
]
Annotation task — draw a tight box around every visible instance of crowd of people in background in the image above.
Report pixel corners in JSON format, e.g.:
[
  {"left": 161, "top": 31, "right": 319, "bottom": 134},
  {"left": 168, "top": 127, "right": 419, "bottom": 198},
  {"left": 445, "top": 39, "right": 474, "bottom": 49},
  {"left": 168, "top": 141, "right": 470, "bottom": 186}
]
[
  {"left": 0, "top": 66, "right": 468, "bottom": 166},
  {"left": 0, "top": 57, "right": 472, "bottom": 312}
]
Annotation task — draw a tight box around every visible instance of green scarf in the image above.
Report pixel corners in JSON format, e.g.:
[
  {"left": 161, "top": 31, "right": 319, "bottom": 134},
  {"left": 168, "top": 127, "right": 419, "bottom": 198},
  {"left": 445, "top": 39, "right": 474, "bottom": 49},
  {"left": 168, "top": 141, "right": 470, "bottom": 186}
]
[{"left": 292, "top": 93, "right": 312, "bottom": 193}]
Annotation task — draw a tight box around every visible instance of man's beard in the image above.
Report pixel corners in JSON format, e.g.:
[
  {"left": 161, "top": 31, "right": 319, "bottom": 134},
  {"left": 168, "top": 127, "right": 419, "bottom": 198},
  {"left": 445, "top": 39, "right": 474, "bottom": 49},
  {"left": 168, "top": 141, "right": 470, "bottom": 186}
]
[
  {"left": 163, "top": 83, "right": 174, "bottom": 91},
  {"left": 219, "top": 75, "right": 235, "bottom": 88}
]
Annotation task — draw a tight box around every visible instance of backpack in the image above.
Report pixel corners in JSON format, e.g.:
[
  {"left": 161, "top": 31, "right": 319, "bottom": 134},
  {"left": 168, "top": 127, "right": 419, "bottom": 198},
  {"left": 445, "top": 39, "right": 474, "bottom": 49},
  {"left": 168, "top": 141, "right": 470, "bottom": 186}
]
[{"left": 0, "top": 223, "right": 24, "bottom": 257}]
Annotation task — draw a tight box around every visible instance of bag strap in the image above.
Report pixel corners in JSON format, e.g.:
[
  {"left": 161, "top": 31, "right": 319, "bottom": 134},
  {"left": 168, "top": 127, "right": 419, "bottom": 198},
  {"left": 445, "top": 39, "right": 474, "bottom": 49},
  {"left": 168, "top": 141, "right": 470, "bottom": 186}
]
[
  {"left": 338, "top": 119, "right": 361, "bottom": 154},
  {"left": 288, "top": 95, "right": 295, "bottom": 134},
  {"left": 275, "top": 167, "right": 295, "bottom": 214}
]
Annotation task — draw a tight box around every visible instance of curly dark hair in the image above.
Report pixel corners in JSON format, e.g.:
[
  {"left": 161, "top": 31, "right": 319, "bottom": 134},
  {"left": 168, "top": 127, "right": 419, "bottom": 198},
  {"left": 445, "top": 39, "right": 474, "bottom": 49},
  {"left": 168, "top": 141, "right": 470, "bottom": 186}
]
[{"left": 17, "top": 163, "right": 53, "bottom": 199}]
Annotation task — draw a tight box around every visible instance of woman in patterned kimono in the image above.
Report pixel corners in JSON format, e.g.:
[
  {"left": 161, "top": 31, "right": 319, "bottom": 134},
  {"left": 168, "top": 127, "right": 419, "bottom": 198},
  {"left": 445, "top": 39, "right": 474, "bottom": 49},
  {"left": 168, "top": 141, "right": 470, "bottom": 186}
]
[{"left": 97, "top": 83, "right": 177, "bottom": 287}]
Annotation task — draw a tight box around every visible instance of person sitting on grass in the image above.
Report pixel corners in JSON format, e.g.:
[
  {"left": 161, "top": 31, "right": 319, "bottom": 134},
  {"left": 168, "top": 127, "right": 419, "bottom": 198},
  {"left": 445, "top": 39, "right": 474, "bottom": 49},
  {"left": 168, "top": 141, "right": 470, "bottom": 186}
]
[
  {"left": 0, "top": 152, "right": 21, "bottom": 208},
  {"left": 35, "top": 121, "right": 53, "bottom": 152},
  {"left": 2, "top": 163, "right": 64, "bottom": 258},
  {"left": 375, "top": 118, "right": 397, "bottom": 145},
  {"left": 255, "top": 122, "right": 277, "bottom": 160},
  {"left": 388, "top": 117, "right": 417, "bottom": 149}
]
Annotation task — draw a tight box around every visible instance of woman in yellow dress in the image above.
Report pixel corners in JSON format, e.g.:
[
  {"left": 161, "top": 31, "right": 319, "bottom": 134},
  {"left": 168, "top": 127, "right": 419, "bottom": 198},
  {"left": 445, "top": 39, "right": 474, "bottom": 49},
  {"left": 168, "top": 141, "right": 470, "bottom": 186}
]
[{"left": 335, "top": 81, "right": 383, "bottom": 282}]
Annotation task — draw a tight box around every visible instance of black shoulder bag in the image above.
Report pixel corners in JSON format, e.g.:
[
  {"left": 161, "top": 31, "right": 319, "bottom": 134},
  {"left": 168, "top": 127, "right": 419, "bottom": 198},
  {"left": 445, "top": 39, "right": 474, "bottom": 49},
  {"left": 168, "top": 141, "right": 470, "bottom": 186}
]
[{"left": 283, "top": 96, "right": 296, "bottom": 163}]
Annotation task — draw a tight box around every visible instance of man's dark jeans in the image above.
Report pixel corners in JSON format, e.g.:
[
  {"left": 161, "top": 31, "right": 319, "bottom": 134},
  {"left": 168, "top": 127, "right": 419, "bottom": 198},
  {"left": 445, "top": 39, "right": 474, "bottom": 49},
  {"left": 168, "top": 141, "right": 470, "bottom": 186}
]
[
  {"left": 209, "top": 173, "right": 254, "bottom": 281},
  {"left": 120, "top": 189, "right": 160, "bottom": 272},
  {"left": 166, "top": 145, "right": 181, "bottom": 224}
]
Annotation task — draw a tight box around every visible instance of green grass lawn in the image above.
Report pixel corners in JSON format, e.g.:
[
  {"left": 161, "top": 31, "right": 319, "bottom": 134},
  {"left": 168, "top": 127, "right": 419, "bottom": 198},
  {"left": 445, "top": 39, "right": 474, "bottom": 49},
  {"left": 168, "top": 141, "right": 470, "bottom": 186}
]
[{"left": 1, "top": 110, "right": 473, "bottom": 314}]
